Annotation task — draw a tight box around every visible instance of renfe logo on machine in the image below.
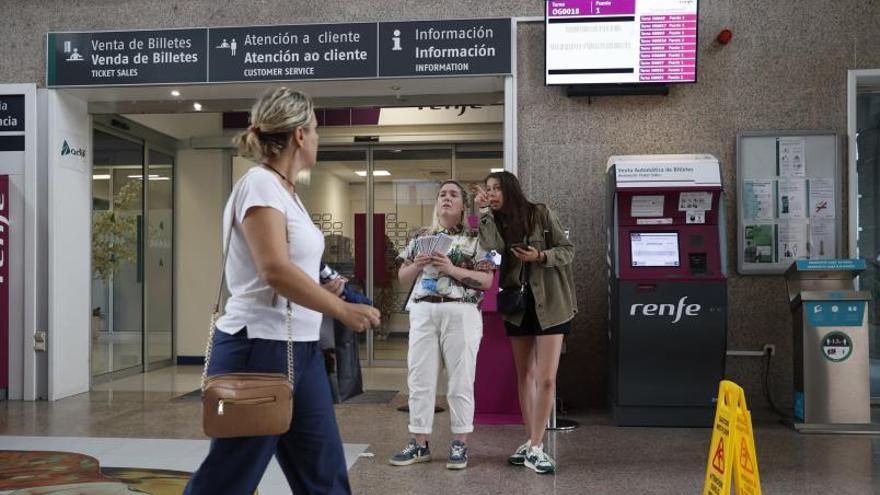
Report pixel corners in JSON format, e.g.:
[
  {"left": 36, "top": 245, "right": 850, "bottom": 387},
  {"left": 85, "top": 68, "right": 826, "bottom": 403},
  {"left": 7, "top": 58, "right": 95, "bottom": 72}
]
[{"left": 630, "top": 296, "right": 701, "bottom": 324}]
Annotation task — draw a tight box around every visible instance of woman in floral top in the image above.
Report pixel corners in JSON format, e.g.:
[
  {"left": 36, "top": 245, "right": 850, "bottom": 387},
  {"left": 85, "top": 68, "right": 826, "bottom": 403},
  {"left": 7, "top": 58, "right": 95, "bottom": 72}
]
[{"left": 389, "top": 180, "right": 496, "bottom": 470}]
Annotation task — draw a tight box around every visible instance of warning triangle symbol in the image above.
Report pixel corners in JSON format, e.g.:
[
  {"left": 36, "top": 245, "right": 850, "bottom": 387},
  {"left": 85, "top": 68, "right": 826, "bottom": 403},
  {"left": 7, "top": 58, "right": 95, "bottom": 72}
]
[
  {"left": 712, "top": 437, "right": 725, "bottom": 474},
  {"left": 740, "top": 439, "right": 755, "bottom": 474}
]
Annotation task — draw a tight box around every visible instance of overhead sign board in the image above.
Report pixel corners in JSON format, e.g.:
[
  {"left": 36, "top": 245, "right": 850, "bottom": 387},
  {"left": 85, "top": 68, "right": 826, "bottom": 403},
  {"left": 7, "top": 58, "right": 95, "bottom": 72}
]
[
  {"left": 208, "top": 23, "right": 377, "bottom": 82},
  {"left": 47, "top": 19, "right": 512, "bottom": 87},
  {"left": 378, "top": 18, "right": 511, "bottom": 77},
  {"left": 47, "top": 29, "right": 208, "bottom": 87}
]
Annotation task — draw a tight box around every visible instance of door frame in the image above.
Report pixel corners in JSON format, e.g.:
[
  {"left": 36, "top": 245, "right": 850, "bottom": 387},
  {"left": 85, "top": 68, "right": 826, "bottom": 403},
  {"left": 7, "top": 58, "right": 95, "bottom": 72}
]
[
  {"left": 847, "top": 69, "right": 880, "bottom": 403},
  {"left": 90, "top": 117, "right": 177, "bottom": 383}
]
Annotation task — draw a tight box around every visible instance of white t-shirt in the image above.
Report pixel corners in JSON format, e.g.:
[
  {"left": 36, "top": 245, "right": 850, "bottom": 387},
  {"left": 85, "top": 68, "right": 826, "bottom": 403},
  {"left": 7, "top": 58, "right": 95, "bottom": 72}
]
[{"left": 215, "top": 167, "right": 324, "bottom": 342}]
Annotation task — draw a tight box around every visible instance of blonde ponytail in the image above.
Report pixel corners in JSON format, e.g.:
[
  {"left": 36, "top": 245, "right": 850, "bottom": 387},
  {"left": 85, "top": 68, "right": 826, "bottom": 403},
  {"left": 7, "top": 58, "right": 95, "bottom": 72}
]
[{"left": 234, "top": 87, "right": 315, "bottom": 162}]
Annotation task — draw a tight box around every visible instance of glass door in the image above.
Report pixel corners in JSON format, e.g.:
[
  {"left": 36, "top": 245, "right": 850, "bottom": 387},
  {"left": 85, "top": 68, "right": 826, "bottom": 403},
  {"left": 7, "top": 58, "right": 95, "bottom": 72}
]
[
  {"left": 370, "top": 147, "right": 453, "bottom": 365},
  {"left": 855, "top": 91, "right": 880, "bottom": 404},
  {"left": 229, "top": 143, "right": 501, "bottom": 367},
  {"left": 144, "top": 148, "right": 174, "bottom": 368},
  {"left": 91, "top": 123, "right": 177, "bottom": 380},
  {"left": 306, "top": 150, "right": 369, "bottom": 359},
  {"left": 91, "top": 129, "right": 145, "bottom": 377}
]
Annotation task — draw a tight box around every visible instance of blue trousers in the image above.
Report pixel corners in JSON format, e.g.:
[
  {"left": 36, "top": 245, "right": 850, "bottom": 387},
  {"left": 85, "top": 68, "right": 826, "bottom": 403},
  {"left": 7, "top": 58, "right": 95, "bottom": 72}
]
[{"left": 184, "top": 328, "right": 351, "bottom": 495}]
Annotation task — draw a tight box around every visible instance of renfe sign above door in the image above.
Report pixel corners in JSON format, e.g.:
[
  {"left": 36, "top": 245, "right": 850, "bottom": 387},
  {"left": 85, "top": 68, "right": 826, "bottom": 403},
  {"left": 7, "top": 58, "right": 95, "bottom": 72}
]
[{"left": 47, "top": 19, "right": 511, "bottom": 87}]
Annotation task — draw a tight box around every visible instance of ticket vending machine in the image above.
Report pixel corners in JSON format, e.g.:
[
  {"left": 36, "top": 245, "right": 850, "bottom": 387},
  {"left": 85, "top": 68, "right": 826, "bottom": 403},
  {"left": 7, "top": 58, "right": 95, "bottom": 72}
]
[{"left": 607, "top": 155, "right": 728, "bottom": 427}]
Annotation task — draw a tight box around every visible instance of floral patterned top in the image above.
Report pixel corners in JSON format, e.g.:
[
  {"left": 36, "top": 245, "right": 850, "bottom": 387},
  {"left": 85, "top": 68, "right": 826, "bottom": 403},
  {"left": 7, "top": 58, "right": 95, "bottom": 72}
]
[{"left": 399, "top": 224, "right": 497, "bottom": 306}]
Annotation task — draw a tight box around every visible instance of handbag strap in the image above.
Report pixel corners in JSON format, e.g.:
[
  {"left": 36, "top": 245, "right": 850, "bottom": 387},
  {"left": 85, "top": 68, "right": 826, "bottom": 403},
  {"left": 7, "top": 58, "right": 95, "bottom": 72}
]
[
  {"left": 515, "top": 235, "right": 530, "bottom": 287},
  {"left": 201, "top": 173, "right": 294, "bottom": 392}
]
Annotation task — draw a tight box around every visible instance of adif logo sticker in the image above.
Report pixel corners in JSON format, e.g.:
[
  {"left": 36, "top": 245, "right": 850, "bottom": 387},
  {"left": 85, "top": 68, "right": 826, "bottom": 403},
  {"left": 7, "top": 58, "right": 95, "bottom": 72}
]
[{"left": 61, "top": 140, "right": 86, "bottom": 159}]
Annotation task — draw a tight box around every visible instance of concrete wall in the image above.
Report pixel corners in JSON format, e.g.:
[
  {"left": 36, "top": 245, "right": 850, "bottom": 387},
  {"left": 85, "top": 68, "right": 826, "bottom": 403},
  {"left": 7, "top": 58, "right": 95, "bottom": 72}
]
[
  {"left": 175, "top": 149, "right": 224, "bottom": 357},
  {"left": 4, "top": 1, "right": 880, "bottom": 408},
  {"left": 514, "top": 3, "right": 880, "bottom": 409}
]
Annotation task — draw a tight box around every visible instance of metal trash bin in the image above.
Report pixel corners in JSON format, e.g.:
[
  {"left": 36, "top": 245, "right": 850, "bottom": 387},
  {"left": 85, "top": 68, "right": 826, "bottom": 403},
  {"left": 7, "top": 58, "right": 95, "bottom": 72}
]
[{"left": 784, "top": 259, "right": 872, "bottom": 431}]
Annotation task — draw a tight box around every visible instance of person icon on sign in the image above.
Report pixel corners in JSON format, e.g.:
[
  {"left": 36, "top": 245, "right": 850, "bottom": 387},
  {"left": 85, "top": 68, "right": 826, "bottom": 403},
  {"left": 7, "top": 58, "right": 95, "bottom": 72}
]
[
  {"left": 66, "top": 48, "right": 83, "bottom": 61},
  {"left": 230, "top": 38, "right": 237, "bottom": 56}
]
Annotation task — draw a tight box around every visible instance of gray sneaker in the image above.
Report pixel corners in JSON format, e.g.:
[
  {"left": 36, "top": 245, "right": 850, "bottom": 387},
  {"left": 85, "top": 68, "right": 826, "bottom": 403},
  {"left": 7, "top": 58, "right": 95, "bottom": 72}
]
[
  {"left": 524, "top": 444, "right": 556, "bottom": 474},
  {"left": 390, "top": 439, "right": 431, "bottom": 466},
  {"left": 507, "top": 440, "right": 531, "bottom": 466},
  {"left": 446, "top": 440, "right": 468, "bottom": 469}
]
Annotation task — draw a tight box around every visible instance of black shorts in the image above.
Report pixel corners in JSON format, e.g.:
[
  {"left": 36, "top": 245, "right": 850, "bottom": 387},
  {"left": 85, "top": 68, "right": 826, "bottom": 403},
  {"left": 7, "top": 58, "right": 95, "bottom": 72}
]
[{"left": 504, "top": 284, "right": 571, "bottom": 337}]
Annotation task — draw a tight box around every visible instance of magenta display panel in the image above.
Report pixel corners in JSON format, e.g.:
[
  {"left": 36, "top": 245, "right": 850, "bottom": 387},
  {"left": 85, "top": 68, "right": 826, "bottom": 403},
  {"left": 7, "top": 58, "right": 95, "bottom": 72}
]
[
  {"left": 615, "top": 189, "right": 724, "bottom": 281},
  {"left": 545, "top": 0, "right": 698, "bottom": 85}
]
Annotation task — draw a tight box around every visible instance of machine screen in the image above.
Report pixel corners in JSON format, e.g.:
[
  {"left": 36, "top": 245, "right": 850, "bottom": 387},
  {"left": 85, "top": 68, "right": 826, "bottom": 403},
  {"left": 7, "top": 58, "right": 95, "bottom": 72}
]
[{"left": 631, "top": 232, "right": 680, "bottom": 267}]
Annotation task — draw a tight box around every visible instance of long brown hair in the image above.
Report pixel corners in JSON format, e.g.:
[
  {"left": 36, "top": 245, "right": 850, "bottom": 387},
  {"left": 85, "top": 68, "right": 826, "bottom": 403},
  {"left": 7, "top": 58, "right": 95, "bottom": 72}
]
[{"left": 485, "top": 171, "right": 536, "bottom": 244}]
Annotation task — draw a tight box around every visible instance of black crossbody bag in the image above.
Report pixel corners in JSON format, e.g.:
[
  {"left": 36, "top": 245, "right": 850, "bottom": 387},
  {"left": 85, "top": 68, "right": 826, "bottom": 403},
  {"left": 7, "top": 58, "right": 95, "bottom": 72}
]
[{"left": 497, "top": 240, "right": 530, "bottom": 315}]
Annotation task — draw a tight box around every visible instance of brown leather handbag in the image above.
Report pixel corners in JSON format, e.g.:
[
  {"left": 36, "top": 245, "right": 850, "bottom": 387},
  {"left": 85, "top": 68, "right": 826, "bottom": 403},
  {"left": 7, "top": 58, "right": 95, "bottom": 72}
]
[
  {"left": 201, "top": 183, "right": 294, "bottom": 438},
  {"left": 201, "top": 309, "right": 294, "bottom": 438}
]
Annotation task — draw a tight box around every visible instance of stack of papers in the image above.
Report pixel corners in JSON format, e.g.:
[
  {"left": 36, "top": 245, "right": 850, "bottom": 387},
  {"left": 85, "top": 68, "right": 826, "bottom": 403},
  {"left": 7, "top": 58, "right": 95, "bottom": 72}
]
[{"left": 415, "top": 233, "right": 454, "bottom": 256}]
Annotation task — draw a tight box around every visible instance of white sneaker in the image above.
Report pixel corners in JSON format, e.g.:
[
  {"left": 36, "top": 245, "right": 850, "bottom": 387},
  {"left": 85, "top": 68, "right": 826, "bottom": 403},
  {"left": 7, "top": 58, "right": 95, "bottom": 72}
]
[
  {"left": 524, "top": 444, "right": 556, "bottom": 474},
  {"left": 507, "top": 440, "right": 531, "bottom": 466}
]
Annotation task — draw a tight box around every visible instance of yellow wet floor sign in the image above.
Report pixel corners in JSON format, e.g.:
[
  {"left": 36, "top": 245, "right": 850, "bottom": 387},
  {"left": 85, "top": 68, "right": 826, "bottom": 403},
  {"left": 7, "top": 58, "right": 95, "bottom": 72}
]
[{"left": 703, "top": 380, "right": 762, "bottom": 495}]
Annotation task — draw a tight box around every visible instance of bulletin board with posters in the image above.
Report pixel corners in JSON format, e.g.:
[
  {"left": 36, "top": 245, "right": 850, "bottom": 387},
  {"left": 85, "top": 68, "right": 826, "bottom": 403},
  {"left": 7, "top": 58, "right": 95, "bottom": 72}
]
[{"left": 737, "top": 130, "right": 843, "bottom": 275}]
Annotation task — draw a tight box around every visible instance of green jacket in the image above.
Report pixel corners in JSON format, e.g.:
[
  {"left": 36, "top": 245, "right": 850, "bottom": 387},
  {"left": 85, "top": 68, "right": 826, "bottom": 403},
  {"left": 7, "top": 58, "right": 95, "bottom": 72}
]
[{"left": 479, "top": 203, "right": 577, "bottom": 329}]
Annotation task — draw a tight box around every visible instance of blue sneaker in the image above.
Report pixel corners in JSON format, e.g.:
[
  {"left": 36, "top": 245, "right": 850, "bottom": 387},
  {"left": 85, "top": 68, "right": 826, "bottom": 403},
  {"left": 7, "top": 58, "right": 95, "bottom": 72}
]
[
  {"left": 390, "top": 439, "right": 431, "bottom": 466},
  {"left": 446, "top": 440, "right": 468, "bottom": 470}
]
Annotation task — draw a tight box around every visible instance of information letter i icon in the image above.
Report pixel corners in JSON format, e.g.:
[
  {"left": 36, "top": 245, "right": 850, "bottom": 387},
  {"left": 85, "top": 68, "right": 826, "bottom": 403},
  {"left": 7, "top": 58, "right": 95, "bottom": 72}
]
[{"left": 392, "top": 30, "right": 402, "bottom": 51}]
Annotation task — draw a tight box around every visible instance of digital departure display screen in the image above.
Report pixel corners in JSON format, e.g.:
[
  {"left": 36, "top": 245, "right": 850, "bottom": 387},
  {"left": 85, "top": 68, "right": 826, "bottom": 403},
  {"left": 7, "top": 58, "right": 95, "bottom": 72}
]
[
  {"left": 630, "top": 232, "right": 680, "bottom": 267},
  {"left": 545, "top": 0, "right": 699, "bottom": 85}
]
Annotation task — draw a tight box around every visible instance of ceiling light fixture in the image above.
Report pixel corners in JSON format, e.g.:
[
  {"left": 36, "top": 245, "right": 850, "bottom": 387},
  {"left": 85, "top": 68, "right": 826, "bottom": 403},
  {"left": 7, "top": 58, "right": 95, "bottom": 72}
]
[
  {"left": 170, "top": 90, "right": 181, "bottom": 97},
  {"left": 355, "top": 170, "right": 391, "bottom": 177},
  {"left": 193, "top": 102, "right": 202, "bottom": 111},
  {"left": 490, "top": 168, "right": 504, "bottom": 173},
  {"left": 92, "top": 174, "right": 111, "bottom": 180}
]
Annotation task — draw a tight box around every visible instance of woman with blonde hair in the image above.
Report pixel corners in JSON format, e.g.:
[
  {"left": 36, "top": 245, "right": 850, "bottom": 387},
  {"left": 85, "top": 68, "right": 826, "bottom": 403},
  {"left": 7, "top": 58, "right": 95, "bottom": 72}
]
[
  {"left": 184, "top": 87, "right": 380, "bottom": 495},
  {"left": 389, "top": 180, "right": 496, "bottom": 470}
]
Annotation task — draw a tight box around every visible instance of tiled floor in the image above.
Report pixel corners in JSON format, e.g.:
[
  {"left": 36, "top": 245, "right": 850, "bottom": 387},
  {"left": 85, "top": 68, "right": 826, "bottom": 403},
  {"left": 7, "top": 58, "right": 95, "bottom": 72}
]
[
  {"left": 0, "top": 435, "right": 367, "bottom": 495},
  {"left": 3, "top": 366, "right": 880, "bottom": 494}
]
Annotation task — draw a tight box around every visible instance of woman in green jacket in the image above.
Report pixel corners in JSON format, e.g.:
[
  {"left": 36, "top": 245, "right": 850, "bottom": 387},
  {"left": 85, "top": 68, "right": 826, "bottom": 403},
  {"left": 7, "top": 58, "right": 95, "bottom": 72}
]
[{"left": 475, "top": 171, "right": 577, "bottom": 475}]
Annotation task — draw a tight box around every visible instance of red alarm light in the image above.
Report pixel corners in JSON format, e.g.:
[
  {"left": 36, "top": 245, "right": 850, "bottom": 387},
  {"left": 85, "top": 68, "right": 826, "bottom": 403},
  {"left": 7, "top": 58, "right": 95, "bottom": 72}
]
[{"left": 716, "top": 29, "right": 733, "bottom": 45}]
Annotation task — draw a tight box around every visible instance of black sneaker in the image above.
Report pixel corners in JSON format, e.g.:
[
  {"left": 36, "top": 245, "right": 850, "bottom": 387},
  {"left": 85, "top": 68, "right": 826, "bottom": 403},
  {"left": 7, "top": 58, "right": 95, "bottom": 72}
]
[
  {"left": 390, "top": 439, "right": 431, "bottom": 466},
  {"left": 446, "top": 440, "right": 468, "bottom": 469},
  {"left": 507, "top": 441, "right": 530, "bottom": 466}
]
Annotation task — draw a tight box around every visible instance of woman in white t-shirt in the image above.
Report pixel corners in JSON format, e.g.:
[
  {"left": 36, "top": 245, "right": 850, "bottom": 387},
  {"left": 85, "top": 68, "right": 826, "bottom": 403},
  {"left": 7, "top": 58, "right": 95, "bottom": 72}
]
[{"left": 184, "top": 88, "right": 380, "bottom": 495}]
